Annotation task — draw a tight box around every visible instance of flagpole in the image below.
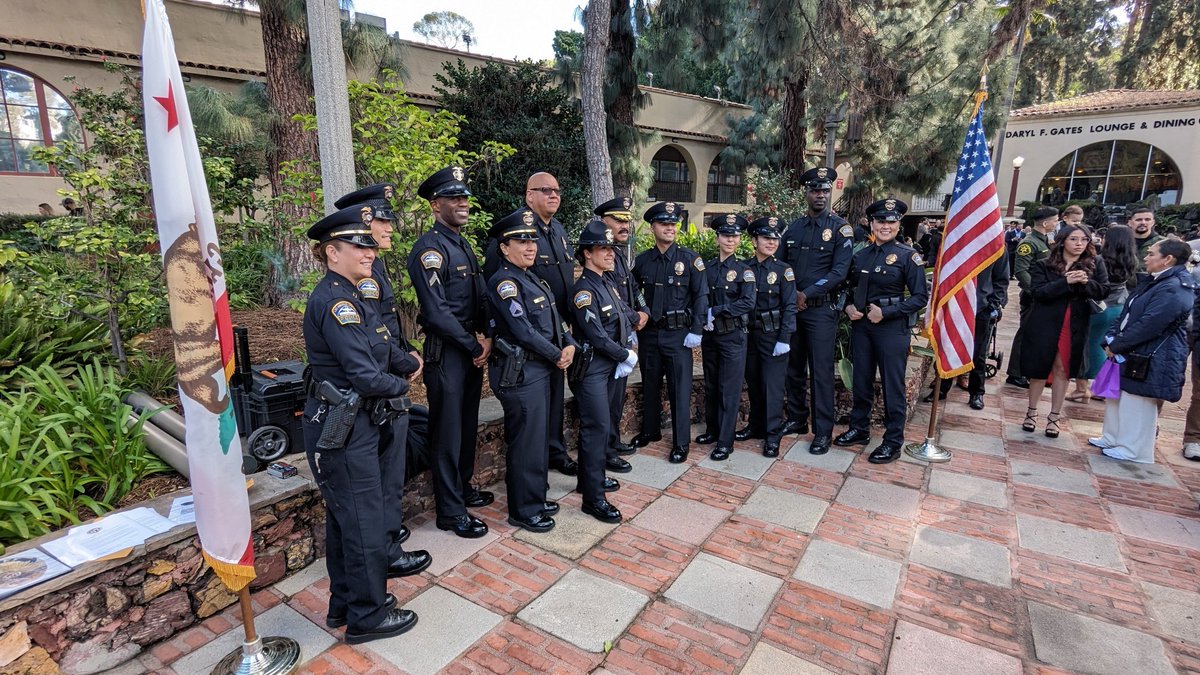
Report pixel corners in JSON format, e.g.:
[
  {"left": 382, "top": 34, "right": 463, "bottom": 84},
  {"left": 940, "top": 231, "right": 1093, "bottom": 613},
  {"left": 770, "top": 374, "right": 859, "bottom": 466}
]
[{"left": 211, "top": 587, "right": 300, "bottom": 675}]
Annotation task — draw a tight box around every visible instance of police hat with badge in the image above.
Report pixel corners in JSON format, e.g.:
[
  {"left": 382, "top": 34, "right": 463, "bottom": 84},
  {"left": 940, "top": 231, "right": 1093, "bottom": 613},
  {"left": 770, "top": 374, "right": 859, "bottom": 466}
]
[
  {"left": 643, "top": 201, "right": 682, "bottom": 224},
  {"left": 307, "top": 205, "right": 380, "bottom": 248},
  {"left": 713, "top": 213, "right": 748, "bottom": 236},
  {"left": 488, "top": 207, "right": 541, "bottom": 242},
  {"left": 799, "top": 166, "right": 837, "bottom": 191},
  {"left": 417, "top": 166, "right": 472, "bottom": 201},
  {"left": 865, "top": 198, "right": 908, "bottom": 222},
  {"left": 594, "top": 196, "right": 633, "bottom": 221},
  {"left": 333, "top": 183, "right": 396, "bottom": 221},
  {"left": 748, "top": 216, "right": 784, "bottom": 239}
]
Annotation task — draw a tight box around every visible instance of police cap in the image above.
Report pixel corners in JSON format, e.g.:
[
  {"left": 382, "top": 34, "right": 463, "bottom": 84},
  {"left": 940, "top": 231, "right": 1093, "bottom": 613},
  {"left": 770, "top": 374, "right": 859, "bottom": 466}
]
[
  {"left": 748, "top": 216, "right": 783, "bottom": 239},
  {"left": 333, "top": 183, "right": 396, "bottom": 217},
  {"left": 799, "top": 166, "right": 837, "bottom": 190},
  {"left": 594, "top": 196, "right": 633, "bottom": 221},
  {"left": 488, "top": 208, "right": 540, "bottom": 242},
  {"left": 306, "top": 205, "right": 380, "bottom": 248},
  {"left": 643, "top": 201, "right": 681, "bottom": 224},
  {"left": 1033, "top": 206, "right": 1060, "bottom": 222},
  {"left": 713, "top": 213, "right": 748, "bottom": 236},
  {"left": 866, "top": 198, "right": 908, "bottom": 222},
  {"left": 576, "top": 219, "right": 620, "bottom": 249},
  {"left": 417, "top": 166, "right": 472, "bottom": 201}
]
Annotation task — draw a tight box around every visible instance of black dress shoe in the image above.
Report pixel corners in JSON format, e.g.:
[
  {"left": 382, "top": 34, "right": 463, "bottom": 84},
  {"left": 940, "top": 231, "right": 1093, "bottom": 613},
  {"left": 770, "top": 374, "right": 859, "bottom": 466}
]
[
  {"left": 582, "top": 499, "right": 622, "bottom": 523},
  {"left": 507, "top": 513, "right": 555, "bottom": 533},
  {"left": 603, "top": 476, "right": 621, "bottom": 492},
  {"left": 834, "top": 428, "right": 871, "bottom": 446},
  {"left": 867, "top": 444, "right": 902, "bottom": 464},
  {"left": 613, "top": 442, "right": 637, "bottom": 456},
  {"left": 710, "top": 446, "right": 731, "bottom": 461},
  {"left": 551, "top": 457, "right": 579, "bottom": 476},
  {"left": 968, "top": 393, "right": 985, "bottom": 410},
  {"left": 631, "top": 433, "right": 662, "bottom": 447},
  {"left": 436, "top": 514, "right": 489, "bottom": 538},
  {"left": 344, "top": 607, "right": 418, "bottom": 645},
  {"left": 541, "top": 501, "right": 560, "bottom": 515},
  {"left": 809, "top": 435, "right": 832, "bottom": 455},
  {"left": 1005, "top": 375, "right": 1029, "bottom": 389},
  {"left": 922, "top": 389, "right": 947, "bottom": 403},
  {"left": 763, "top": 442, "right": 780, "bottom": 458},
  {"left": 695, "top": 432, "right": 717, "bottom": 445},
  {"left": 327, "top": 594, "right": 396, "bottom": 628},
  {"left": 464, "top": 488, "right": 495, "bottom": 508},
  {"left": 386, "top": 549, "right": 432, "bottom": 578},
  {"left": 734, "top": 426, "right": 762, "bottom": 441},
  {"left": 605, "top": 457, "right": 633, "bottom": 473},
  {"left": 396, "top": 525, "right": 410, "bottom": 545},
  {"left": 669, "top": 445, "right": 689, "bottom": 463},
  {"left": 779, "top": 419, "right": 809, "bottom": 436}
]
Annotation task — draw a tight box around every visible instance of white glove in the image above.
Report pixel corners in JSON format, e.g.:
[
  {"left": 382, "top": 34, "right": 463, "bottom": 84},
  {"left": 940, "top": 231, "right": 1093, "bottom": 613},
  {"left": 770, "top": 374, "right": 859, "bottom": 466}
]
[
  {"left": 683, "top": 333, "right": 702, "bottom": 349},
  {"left": 773, "top": 341, "right": 791, "bottom": 356},
  {"left": 614, "top": 351, "right": 638, "bottom": 379},
  {"left": 704, "top": 309, "right": 715, "bottom": 331}
]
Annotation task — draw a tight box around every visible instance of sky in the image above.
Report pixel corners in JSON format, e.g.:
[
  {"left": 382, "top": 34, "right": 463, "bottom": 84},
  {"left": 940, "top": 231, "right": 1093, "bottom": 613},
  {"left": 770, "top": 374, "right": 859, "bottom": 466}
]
[{"left": 351, "top": 0, "right": 584, "bottom": 62}]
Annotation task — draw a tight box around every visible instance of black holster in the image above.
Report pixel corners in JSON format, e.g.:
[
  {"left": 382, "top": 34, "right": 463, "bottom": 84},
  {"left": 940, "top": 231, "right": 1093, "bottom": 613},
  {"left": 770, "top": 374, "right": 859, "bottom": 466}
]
[
  {"left": 713, "top": 314, "right": 746, "bottom": 335},
  {"left": 567, "top": 343, "right": 595, "bottom": 383},
  {"left": 493, "top": 337, "right": 526, "bottom": 388},
  {"left": 314, "top": 381, "right": 361, "bottom": 450},
  {"left": 754, "top": 310, "right": 782, "bottom": 332},
  {"left": 369, "top": 396, "right": 412, "bottom": 426},
  {"left": 664, "top": 309, "right": 691, "bottom": 330},
  {"left": 424, "top": 333, "right": 443, "bottom": 365}
]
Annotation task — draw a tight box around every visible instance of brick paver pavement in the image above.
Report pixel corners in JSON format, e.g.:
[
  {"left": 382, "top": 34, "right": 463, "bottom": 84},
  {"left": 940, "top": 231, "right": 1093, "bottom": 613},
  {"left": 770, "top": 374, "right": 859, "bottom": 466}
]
[{"left": 130, "top": 301, "right": 1200, "bottom": 674}]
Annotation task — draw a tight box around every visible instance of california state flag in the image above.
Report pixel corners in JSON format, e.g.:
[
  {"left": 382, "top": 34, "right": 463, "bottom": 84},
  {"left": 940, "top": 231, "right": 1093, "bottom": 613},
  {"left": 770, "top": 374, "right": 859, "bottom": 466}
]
[{"left": 143, "top": 0, "right": 255, "bottom": 591}]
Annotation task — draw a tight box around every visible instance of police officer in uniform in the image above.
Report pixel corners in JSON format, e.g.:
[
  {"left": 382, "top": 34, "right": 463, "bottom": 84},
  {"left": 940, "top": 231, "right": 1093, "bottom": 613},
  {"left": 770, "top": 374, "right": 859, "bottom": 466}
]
[
  {"left": 1005, "top": 206, "right": 1054, "bottom": 388},
  {"left": 834, "top": 199, "right": 929, "bottom": 464},
  {"left": 776, "top": 167, "right": 854, "bottom": 455},
  {"left": 302, "top": 208, "right": 419, "bottom": 644},
  {"left": 569, "top": 219, "right": 636, "bottom": 523},
  {"left": 743, "top": 217, "right": 798, "bottom": 457},
  {"left": 631, "top": 201, "right": 709, "bottom": 463},
  {"left": 407, "top": 167, "right": 491, "bottom": 539},
  {"left": 486, "top": 208, "right": 578, "bottom": 533},
  {"left": 333, "top": 184, "right": 431, "bottom": 554},
  {"left": 696, "top": 214, "right": 756, "bottom": 460},
  {"left": 596, "top": 197, "right": 649, "bottom": 462},
  {"left": 925, "top": 252, "right": 1008, "bottom": 409}
]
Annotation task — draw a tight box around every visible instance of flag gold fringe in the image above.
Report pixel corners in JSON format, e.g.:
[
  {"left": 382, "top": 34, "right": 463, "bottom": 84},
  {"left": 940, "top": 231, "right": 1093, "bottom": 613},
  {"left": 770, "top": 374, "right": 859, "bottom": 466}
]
[{"left": 203, "top": 551, "right": 256, "bottom": 592}]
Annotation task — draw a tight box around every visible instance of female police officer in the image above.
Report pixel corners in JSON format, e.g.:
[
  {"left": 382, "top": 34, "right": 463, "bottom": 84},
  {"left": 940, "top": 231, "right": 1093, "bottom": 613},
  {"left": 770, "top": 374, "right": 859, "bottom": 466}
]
[
  {"left": 302, "top": 206, "right": 418, "bottom": 644},
  {"left": 742, "top": 217, "right": 797, "bottom": 457},
  {"left": 569, "top": 220, "right": 637, "bottom": 523},
  {"left": 833, "top": 199, "right": 929, "bottom": 464},
  {"left": 486, "top": 207, "right": 578, "bottom": 533}
]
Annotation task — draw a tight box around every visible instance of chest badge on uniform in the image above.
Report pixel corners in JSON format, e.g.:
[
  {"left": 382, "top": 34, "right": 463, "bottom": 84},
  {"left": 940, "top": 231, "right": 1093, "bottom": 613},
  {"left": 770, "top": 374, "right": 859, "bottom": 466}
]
[
  {"left": 885, "top": 253, "right": 898, "bottom": 265},
  {"left": 784, "top": 268, "right": 794, "bottom": 282},
  {"left": 420, "top": 249, "right": 444, "bottom": 270},
  {"left": 726, "top": 270, "right": 737, "bottom": 282},
  {"left": 675, "top": 261, "right": 685, "bottom": 275},
  {"left": 331, "top": 300, "right": 361, "bottom": 325},
  {"left": 767, "top": 271, "right": 778, "bottom": 284},
  {"left": 574, "top": 290, "right": 593, "bottom": 308},
  {"left": 497, "top": 280, "right": 518, "bottom": 299},
  {"left": 822, "top": 229, "right": 832, "bottom": 242},
  {"left": 356, "top": 278, "right": 380, "bottom": 299},
  {"left": 743, "top": 269, "right": 756, "bottom": 282}
]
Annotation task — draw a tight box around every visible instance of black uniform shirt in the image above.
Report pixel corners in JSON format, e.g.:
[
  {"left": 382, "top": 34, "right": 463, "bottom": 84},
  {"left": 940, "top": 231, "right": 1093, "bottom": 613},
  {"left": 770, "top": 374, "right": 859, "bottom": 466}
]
[
  {"left": 747, "top": 255, "right": 799, "bottom": 343},
  {"left": 359, "top": 258, "right": 419, "bottom": 375},
  {"left": 407, "top": 221, "right": 488, "bottom": 357},
  {"left": 633, "top": 243, "right": 709, "bottom": 333},
  {"left": 607, "top": 245, "right": 648, "bottom": 314},
  {"left": 849, "top": 240, "right": 929, "bottom": 321},
  {"left": 484, "top": 214, "right": 576, "bottom": 318},
  {"left": 304, "top": 270, "right": 408, "bottom": 398},
  {"left": 487, "top": 261, "right": 578, "bottom": 371},
  {"left": 571, "top": 268, "right": 634, "bottom": 363},
  {"left": 781, "top": 210, "right": 854, "bottom": 299},
  {"left": 705, "top": 254, "right": 757, "bottom": 320}
]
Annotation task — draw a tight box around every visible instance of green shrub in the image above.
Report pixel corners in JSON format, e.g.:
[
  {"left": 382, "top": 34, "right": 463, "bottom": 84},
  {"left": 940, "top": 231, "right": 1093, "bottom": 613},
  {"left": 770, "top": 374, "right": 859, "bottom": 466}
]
[
  {"left": 222, "top": 239, "right": 272, "bottom": 309},
  {"left": 124, "top": 353, "right": 178, "bottom": 400},
  {"left": 0, "top": 281, "right": 110, "bottom": 387},
  {"left": 674, "top": 228, "right": 754, "bottom": 260}
]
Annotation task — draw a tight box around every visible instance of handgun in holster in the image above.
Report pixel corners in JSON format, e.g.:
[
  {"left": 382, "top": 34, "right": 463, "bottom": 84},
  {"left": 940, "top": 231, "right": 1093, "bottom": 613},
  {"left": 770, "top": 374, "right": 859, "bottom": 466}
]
[
  {"left": 315, "top": 381, "right": 361, "bottom": 450},
  {"left": 493, "top": 336, "right": 526, "bottom": 388},
  {"left": 424, "top": 333, "right": 443, "bottom": 365},
  {"left": 369, "top": 395, "right": 412, "bottom": 426},
  {"left": 567, "top": 343, "right": 594, "bottom": 383}
]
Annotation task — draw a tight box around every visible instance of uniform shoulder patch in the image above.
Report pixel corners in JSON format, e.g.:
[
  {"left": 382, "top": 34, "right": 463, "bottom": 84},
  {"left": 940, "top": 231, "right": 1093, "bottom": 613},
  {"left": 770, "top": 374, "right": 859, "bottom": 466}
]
[
  {"left": 839, "top": 224, "right": 854, "bottom": 238},
  {"left": 1016, "top": 243, "right": 1033, "bottom": 256},
  {"left": 420, "top": 249, "right": 444, "bottom": 270},
  {"left": 497, "top": 280, "right": 519, "bottom": 300},
  {"left": 574, "top": 290, "right": 593, "bottom": 308},
  {"left": 356, "top": 278, "right": 380, "bottom": 300},
  {"left": 912, "top": 252, "right": 924, "bottom": 265},
  {"left": 743, "top": 268, "right": 756, "bottom": 283},
  {"left": 331, "top": 300, "right": 361, "bottom": 325},
  {"left": 783, "top": 266, "right": 795, "bottom": 282},
  {"left": 693, "top": 257, "right": 705, "bottom": 271}
]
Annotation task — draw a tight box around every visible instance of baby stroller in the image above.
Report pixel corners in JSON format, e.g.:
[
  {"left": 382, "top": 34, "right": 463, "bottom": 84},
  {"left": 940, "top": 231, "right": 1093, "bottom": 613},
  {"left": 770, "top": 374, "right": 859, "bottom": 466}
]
[{"left": 954, "top": 319, "right": 1004, "bottom": 388}]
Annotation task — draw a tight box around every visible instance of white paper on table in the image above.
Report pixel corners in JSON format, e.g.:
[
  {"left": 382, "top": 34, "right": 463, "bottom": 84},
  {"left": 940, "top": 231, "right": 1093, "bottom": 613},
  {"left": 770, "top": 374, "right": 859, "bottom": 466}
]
[
  {"left": 40, "top": 508, "right": 174, "bottom": 567},
  {"left": 168, "top": 496, "right": 196, "bottom": 525},
  {"left": 0, "top": 548, "right": 71, "bottom": 599}
]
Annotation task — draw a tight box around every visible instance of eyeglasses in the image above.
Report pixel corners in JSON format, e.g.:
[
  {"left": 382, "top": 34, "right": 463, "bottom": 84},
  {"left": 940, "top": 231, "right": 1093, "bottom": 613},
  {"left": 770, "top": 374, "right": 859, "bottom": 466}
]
[{"left": 529, "top": 187, "right": 562, "bottom": 196}]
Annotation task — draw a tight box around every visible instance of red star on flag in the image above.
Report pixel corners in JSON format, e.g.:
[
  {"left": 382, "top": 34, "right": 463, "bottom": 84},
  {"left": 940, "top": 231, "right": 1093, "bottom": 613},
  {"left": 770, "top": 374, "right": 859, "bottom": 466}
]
[{"left": 153, "top": 80, "right": 179, "bottom": 132}]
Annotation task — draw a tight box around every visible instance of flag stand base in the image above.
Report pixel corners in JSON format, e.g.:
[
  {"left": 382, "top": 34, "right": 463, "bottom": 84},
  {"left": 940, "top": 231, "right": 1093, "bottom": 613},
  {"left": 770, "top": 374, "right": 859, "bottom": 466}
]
[
  {"left": 905, "top": 437, "right": 953, "bottom": 463},
  {"left": 211, "top": 636, "right": 300, "bottom": 675}
]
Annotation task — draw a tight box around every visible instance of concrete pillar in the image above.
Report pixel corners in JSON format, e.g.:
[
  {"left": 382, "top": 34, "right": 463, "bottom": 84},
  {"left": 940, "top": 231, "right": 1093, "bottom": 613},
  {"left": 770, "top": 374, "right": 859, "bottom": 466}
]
[{"left": 306, "top": 0, "right": 355, "bottom": 212}]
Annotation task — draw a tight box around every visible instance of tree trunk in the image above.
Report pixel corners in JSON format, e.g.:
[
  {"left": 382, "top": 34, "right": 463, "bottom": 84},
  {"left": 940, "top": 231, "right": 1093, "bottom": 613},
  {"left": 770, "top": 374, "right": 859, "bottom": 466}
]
[
  {"left": 607, "top": 0, "right": 638, "bottom": 199},
  {"left": 582, "top": 0, "right": 615, "bottom": 204},
  {"left": 780, "top": 75, "right": 808, "bottom": 188},
  {"left": 259, "top": 0, "right": 321, "bottom": 306}
]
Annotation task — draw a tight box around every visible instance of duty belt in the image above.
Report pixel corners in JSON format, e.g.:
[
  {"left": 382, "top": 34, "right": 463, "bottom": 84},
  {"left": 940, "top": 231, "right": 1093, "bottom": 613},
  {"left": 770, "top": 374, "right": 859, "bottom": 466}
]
[
  {"left": 652, "top": 309, "right": 691, "bottom": 330},
  {"left": 712, "top": 314, "right": 747, "bottom": 335},
  {"left": 873, "top": 296, "right": 904, "bottom": 307}
]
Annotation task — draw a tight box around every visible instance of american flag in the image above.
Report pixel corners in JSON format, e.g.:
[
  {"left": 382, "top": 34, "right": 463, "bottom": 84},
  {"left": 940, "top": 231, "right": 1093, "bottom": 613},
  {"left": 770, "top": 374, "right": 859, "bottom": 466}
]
[{"left": 926, "top": 88, "right": 1005, "bottom": 377}]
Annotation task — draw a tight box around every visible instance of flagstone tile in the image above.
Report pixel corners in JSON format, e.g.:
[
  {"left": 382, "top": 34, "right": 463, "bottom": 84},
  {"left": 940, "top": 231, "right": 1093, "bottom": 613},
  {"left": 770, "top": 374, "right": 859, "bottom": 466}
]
[
  {"left": 632, "top": 494, "right": 728, "bottom": 546},
  {"left": 699, "top": 448, "right": 776, "bottom": 481},
  {"left": 1085, "top": 454, "right": 1181, "bottom": 488},
  {"left": 938, "top": 429, "right": 1006, "bottom": 457},
  {"left": 1142, "top": 581, "right": 1200, "bottom": 645},
  {"left": 620, "top": 452, "right": 691, "bottom": 490},
  {"left": 171, "top": 604, "right": 335, "bottom": 675},
  {"left": 928, "top": 469, "right": 1008, "bottom": 509},
  {"left": 740, "top": 642, "right": 836, "bottom": 675},
  {"left": 835, "top": 477, "right": 921, "bottom": 520},
  {"left": 783, "top": 441, "right": 857, "bottom": 473},
  {"left": 1028, "top": 601, "right": 1174, "bottom": 675},
  {"left": 1016, "top": 514, "right": 1126, "bottom": 571},
  {"left": 272, "top": 557, "right": 328, "bottom": 597},
  {"left": 404, "top": 519, "right": 499, "bottom": 576},
  {"left": 737, "top": 485, "right": 828, "bottom": 534},
  {"left": 1010, "top": 459, "right": 1097, "bottom": 497},
  {"left": 663, "top": 552, "right": 783, "bottom": 631},
  {"left": 512, "top": 506, "right": 619, "bottom": 560},
  {"left": 517, "top": 570, "right": 648, "bottom": 652},
  {"left": 1110, "top": 504, "right": 1200, "bottom": 551},
  {"left": 910, "top": 526, "right": 1012, "bottom": 587},
  {"left": 363, "top": 585, "right": 501, "bottom": 675},
  {"left": 885, "top": 620, "right": 1021, "bottom": 675},
  {"left": 793, "top": 539, "right": 903, "bottom": 609}
]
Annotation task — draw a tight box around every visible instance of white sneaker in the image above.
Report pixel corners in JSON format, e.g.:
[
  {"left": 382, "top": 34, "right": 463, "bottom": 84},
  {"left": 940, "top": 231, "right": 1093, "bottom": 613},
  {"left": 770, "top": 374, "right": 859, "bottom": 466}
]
[
  {"left": 1183, "top": 442, "right": 1200, "bottom": 461},
  {"left": 1088, "top": 437, "right": 1111, "bottom": 449}
]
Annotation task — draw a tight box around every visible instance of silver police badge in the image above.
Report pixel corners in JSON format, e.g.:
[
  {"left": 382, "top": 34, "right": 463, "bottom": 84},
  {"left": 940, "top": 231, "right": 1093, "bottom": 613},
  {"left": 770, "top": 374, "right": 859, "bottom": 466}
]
[
  {"left": 726, "top": 270, "right": 737, "bottom": 282},
  {"left": 383, "top": 185, "right": 394, "bottom": 200},
  {"left": 885, "top": 199, "right": 896, "bottom": 211},
  {"left": 816, "top": 167, "right": 829, "bottom": 179},
  {"left": 665, "top": 202, "right": 677, "bottom": 214},
  {"left": 360, "top": 206, "right": 373, "bottom": 225},
  {"left": 726, "top": 214, "right": 737, "bottom": 225},
  {"left": 768, "top": 217, "right": 779, "bottom": 227},
  {"left": 674, "top": 261, "right": 685, "bottom": 275},
  {"left": 522, "top": 210, "right": 535, "bottom": 226},
  {"left": 822, "top": 229, "right": 832, "bottom": 241},
  {"left": 622, "top": 197, "right": 631, "bottom": 209},
  {"left": 885, "top": 253, "right": 898, "bottom": 265},
  {"left": 605, "top": 229, "right": 614, "bottom": 242},
  {"left": 452, "top": 166, "right": 465, "bottom": 182},
  {"left": 767, "top": 271, "right": 778, "bottom": 284}
]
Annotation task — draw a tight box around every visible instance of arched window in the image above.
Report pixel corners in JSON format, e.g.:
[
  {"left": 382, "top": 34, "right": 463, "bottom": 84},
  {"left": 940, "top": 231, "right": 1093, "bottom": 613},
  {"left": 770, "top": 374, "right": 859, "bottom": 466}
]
[
  {"left": 649, "top": 145, "right": 692, "bottom": 202},
  {"left": 706, "top": 157, "right": 743, "bottom": 204},
  {"left": 0, "top": 67, "right": 81, "bottom": 175},
  {"left": 1036, "top": 140, "right": 1182, "bottom": 207}
]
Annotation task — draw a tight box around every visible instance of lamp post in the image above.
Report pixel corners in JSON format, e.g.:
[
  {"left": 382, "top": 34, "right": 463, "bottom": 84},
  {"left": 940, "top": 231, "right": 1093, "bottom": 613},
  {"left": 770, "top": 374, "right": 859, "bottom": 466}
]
[{"left": 1006, "top": 156, "right": 1024, "bottom": 217}]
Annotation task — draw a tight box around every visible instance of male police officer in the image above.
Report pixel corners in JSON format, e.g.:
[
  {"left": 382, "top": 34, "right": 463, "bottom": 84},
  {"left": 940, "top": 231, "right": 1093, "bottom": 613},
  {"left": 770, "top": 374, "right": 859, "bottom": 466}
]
[
  {"left": 632, "top": 202, "right": 708, "bottom": 463},
  {"left": 744, "top": 217, "right": 797, "bottom": 457},
  {"left": 697, "top": 214, "right": 756, "bottom": 460},
  {"left": 834, "top": 199, "right": 928, "bottom": 464},
  {"left": 407, "top": 167, "right": 491, "bottom": 539},
  {"left": 1005, "top": 206, "right": 1055, "bottom": 388},
  {"left": 775, "top": 167, "right": 853, "bottom": 455}
]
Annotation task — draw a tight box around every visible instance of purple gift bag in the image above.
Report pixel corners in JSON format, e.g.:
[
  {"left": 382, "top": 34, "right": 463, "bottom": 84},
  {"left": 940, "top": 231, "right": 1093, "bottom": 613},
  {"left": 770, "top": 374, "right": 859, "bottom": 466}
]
[{"left": 1091, "top": 358, "right": 1121, "bottom": 399}]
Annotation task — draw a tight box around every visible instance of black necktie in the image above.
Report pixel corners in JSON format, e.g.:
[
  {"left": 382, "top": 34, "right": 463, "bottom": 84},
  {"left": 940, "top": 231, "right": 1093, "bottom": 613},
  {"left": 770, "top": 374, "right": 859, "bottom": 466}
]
[
  {"left": 650, "top": 254, "right": 666, "bottom": 321},
  {"left": 853, "top": 250, "right": 874, "bottom": 310},
  {"left": 795, "top": 216, "right": 813, "bottom": 282}
]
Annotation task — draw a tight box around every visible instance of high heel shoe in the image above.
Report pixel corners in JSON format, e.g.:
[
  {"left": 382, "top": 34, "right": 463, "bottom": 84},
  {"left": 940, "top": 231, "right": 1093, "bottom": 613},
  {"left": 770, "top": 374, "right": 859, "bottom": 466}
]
[
  {"left": 1045, "top": 412, "right": 1061, "bottom": 438},
  {"left": 1022, "top": 408, "right": 1037, "bottom": 432}
]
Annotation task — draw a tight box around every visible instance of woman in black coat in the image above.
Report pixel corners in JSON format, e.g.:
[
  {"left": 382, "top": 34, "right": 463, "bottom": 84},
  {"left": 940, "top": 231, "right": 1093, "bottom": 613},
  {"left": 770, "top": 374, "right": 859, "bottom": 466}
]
[
  {"left": 1019, "top": 224, "right": 1108, "bottom": 437},
  {"left": 1092, "top": 239, "right": 1196, "bottom": 463}
]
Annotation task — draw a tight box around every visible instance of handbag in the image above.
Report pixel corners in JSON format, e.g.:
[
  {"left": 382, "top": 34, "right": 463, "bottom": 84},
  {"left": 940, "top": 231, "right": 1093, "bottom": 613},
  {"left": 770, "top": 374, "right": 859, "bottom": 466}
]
[
  {"left": 1087, "top": 298, "right": 1107, "bottom": 314},
  {"left": 1091, "top": 358, "right": 1121, "bottom": 399},
  {"left": 1121, "top": 314, "right": 1186, "bottom": 382}
]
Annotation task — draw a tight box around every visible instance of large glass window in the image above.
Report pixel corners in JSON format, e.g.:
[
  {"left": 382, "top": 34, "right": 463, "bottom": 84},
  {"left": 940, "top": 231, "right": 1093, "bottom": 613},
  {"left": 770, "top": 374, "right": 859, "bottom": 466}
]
[
  {"left": 0, "top": 68, "right": 81, "bottom": 175},
  {"left": 706, "top": 158, "right": 743, "bottom": 204},
  {"left": 649, "top": 146, "right": 693, "bottom": 202},
  {"left": 1036, "top": 140, "right": 1182, "bottom": 206}
]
